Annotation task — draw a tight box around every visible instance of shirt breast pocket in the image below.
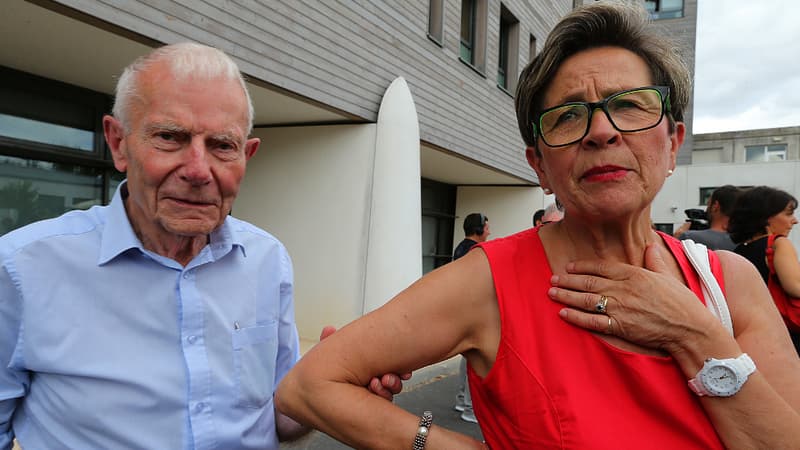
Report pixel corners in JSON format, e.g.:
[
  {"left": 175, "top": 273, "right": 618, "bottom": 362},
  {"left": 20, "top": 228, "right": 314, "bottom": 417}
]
[{"left": 232, "top": 322, "right": 278, "bottom": 408}]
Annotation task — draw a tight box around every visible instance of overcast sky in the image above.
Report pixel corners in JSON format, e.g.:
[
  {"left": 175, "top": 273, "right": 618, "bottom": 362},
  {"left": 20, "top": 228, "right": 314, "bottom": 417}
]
[{"left": 693, "top": 0, "right": 800, "bottom": 134}]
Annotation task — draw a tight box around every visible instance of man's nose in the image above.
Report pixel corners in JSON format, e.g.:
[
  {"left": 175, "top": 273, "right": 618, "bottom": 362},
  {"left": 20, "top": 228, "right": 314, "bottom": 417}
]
[{"left": 180, "top": 139, "right": 213, "bottom": 185}]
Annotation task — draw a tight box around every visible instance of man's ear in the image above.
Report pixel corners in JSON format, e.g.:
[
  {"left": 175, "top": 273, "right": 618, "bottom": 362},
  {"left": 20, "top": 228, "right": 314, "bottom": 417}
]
[
  {"left": 525, "top": 146, "right": 550, "bottom": 191},
  {"left": 103, "top": 115, "right": 128, "bottom": 173},
  {"left": 244, "top": 137, "right": 260, "bottom": 161}
]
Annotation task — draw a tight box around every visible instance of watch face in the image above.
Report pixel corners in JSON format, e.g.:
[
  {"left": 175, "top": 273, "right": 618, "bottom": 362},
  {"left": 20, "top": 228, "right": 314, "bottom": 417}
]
[{"left": 701, "top": 364, "right": 738, "bottom": 396}]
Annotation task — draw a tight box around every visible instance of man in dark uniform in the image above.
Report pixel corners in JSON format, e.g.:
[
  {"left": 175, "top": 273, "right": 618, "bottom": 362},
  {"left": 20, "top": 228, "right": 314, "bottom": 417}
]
[
  {"left": 452, "top": 212, "right": 490, "bottom": 422},
  {"left": 453, "top": 213, "right": 490, "bottom": 260}
]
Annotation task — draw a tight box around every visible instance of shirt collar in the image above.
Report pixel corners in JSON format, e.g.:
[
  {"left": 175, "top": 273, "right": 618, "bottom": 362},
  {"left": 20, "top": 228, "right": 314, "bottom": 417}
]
[
  {"left": 98, "top": 181, "right": 143, "bottom": 265},
  {"left": 98, "top": 181, "right": 246, "bottom": 265}
]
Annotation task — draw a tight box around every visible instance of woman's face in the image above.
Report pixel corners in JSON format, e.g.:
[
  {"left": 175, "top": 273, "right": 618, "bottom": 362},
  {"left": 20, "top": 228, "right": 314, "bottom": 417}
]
[
  {"left": 526, "top": 46, "right": 685, "bottom": 221},
  {"left": 767, "top": 202, "right": 798, "bottom": 237}
]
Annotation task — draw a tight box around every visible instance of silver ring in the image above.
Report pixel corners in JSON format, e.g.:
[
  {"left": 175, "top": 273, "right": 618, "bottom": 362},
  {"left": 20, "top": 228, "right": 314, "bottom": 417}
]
[{"left": 595, "top": 295, "right": 609, "bottom": 314}]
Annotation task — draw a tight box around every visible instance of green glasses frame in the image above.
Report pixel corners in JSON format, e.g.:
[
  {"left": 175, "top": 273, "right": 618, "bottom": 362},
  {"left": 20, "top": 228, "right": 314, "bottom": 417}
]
[{"left": 533, "top": 85, "right": 671, "bottom": 148}]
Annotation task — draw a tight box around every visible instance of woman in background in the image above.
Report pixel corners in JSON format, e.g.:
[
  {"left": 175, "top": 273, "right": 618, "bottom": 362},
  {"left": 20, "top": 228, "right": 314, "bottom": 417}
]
[{"left": 730, "top": 186, "right": 800, "bottom": 353}]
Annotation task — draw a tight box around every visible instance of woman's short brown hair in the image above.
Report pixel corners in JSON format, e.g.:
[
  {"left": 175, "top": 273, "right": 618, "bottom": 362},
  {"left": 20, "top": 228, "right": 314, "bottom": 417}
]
[{"left": 515, "top": 2, "right": 691, "bottom": 148}]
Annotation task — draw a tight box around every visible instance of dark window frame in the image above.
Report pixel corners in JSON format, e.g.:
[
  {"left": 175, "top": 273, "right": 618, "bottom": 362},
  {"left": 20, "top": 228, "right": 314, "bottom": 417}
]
[
  {"left": 0, "top": 66, "right": 112, "bottom": 164},
  {"left": 744, "top": 143, "right": 787, "bottom": 163},
  {"left": 460, "top": 0, "right": 476, "bottom": 64},
  {"left": 427, "top": 0, "right": 445, "bottom": 46},
  {"left": 458, "top": 0, "right": 487, "bottom": 75},
  {"left": 645, "top": 0, "right": 684, "bottom": 20},
  {"left": 0, "top": 66, "right": 120, "bottom": 234},
  {"left": 421, "top": 178, "right": 456, "bottom": 274},
  {"left": 497, "top": 4, "right": 519, "bottom": 94}
]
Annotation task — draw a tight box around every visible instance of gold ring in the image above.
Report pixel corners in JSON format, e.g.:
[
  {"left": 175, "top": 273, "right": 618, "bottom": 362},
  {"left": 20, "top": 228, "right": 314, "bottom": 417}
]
[
  {"left": 595, "top": 295, "right": 609, "bottom": 314},
  {"left": 606, "top": 316, "right": 613, "bottom": 334}
]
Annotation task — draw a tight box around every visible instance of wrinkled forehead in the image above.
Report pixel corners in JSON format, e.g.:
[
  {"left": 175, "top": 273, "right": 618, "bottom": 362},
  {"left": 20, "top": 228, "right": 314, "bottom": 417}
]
[
  {"left": 135, "top": 65, "right": 250, "bottom": 132},
  {"left": 543, "top": 47, "right": 654, "bottom": 106}
]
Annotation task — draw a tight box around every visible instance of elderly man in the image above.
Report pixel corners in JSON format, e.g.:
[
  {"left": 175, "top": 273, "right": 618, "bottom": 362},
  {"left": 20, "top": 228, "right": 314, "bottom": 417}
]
[{"left": 0, "top": 42, "right": 398, "bottom": 450}]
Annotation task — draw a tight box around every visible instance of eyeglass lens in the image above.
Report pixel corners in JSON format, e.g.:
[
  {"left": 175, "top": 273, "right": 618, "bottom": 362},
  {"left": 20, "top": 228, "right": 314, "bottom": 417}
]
[{"left": 539, "top": 88, "right": 664, "bottom": 147}]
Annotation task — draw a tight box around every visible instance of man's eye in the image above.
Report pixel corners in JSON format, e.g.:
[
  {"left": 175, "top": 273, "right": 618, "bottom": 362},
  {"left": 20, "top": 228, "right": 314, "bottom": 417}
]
[{"left": 156, "top": 132, "right": 176, "bottom": 141}]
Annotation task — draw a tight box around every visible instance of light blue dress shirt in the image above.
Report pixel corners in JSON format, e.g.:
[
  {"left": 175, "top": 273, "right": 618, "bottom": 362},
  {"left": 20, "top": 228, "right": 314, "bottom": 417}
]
[{"left": 0, "top": 183, "right": 300, "bottom": 450}]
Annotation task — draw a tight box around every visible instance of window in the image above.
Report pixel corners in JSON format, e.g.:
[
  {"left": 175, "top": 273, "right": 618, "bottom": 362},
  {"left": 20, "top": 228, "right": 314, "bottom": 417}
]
[
  {"left": 529, "top": 34, "right": 537, "bottom": 62},
  {"left": 497, "top": 5, "right": 519, "bottom": 92},
  {"left": 645, "top": 0, "right": 684, "bottom": 20},
  {"left": 653, "top": 223, "right": 674, "bottom": 235},
  {"left": 692, "top": 147, "right": 724, "bottom": 164},
  {"left": 698, "top": 187, "right": 716, "bottom": 206},
  {"left": 699, "top": 186, "right": 751, "bottom": 206},
  {"left": 0, "top": 155, "right": 123, "bottom": 235},
  {"left": 459, "top": 0, "right": 487, "bottom": 73},
  {"left": 745, "top": 144, "right": 786, "bottom": 162},
  {"left": 421, "top": 179, "right": 455, "bottom": 274},
  {"left": 428, "top": 0, "right": 444, "bottom": 45},
  {"left": 0, "top": 66, "right": 120, "bottom": 235},
  {"left": 460, "top": 0, "right": 476, "bottom": 63}
]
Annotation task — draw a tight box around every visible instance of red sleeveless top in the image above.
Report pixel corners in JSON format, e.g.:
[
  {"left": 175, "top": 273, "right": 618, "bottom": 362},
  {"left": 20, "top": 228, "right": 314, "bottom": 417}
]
[{"left": 469, "top": 228, "right": 725, "bottom": 449}]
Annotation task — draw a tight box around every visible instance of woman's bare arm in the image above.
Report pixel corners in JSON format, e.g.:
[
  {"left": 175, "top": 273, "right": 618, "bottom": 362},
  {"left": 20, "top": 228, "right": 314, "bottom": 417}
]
[
  {"left": 275, "top": 249, "right": 499, "bottom": 449},
  {"left": 693, "top": 251, "right": 800, "bottom": 449},
  {"left": 773, "top": 237, "right": 800, "bottom": 297}
]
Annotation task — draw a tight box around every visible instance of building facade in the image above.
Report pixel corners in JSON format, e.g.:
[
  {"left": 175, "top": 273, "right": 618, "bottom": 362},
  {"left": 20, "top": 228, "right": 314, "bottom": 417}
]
[{"left": 1, "top": 0, "right": 697, "bottom": 342}]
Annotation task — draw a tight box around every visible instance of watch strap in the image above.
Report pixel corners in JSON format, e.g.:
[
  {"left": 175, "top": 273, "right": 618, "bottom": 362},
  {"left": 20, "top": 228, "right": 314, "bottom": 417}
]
[{"left": 688, "top": 353, "right": 756, "bottom": 397}]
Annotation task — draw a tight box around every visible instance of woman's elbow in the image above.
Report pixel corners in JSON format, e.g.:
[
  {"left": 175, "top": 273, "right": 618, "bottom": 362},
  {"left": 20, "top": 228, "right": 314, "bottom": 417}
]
[{"left": 275, "top": 368, "right": 305, "bottom": 418}]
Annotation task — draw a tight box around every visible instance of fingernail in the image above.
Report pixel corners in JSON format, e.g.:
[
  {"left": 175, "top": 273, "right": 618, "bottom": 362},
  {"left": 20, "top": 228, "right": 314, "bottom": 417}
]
[
  {"left": 559, "top": 309, "right": 568, "bottom": 318},
  {"left": 547, "top": 287, "right": 557, "bottom": 298},
  {"left": 550, "top": 275, "right": 559, "bottom": 284}
]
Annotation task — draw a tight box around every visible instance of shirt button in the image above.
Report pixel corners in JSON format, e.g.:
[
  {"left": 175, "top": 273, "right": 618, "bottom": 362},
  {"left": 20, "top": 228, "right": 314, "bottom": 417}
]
[
  {"left": 194, "top": 402, "right": 206, "bottom": 413},
  {"left": 187, "top": 335, "right": 198, "bottom": 344},
  {"left": 183, "top": 273, "right": 190, "bottom": 279}
]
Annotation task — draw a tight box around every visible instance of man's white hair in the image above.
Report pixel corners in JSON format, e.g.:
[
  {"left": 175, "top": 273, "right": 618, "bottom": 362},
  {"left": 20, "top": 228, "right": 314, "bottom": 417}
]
[{"left": 111, "top": 42, "right": 254, "bottom": 135}]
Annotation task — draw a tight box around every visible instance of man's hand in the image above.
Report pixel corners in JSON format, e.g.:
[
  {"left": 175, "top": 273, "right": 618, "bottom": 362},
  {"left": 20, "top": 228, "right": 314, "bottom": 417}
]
[
  {"left": 673, "top": 221, "right": 690, "bottom": 238},
  {"left": 319, "top": 326, "right": 411, "bottom": 400}
]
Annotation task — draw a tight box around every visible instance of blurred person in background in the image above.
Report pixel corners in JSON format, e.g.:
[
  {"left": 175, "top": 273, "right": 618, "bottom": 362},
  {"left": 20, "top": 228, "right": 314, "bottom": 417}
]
[
  {"left": 675, "top": 185, "right": 740, "bottom": 250},
  {"left": 729, "top": 186, "right": 800, "bottom": 354}
]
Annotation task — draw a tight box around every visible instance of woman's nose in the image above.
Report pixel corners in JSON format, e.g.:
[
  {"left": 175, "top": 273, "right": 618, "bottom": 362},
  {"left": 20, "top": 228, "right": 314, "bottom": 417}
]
[{"left": 582, "top": 108, "right": 620, "bottom": 148}]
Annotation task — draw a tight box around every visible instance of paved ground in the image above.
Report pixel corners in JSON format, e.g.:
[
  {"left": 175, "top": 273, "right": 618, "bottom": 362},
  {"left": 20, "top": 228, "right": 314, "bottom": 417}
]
[{"left": 280, "top": 358, "right": 483, "bottom": 449}]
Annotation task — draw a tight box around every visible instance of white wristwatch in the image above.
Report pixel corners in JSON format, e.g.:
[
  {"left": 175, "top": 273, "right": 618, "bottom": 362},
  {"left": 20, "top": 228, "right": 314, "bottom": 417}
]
[{"left": 688, "top": 353, "right": 756, "bottom": 397}]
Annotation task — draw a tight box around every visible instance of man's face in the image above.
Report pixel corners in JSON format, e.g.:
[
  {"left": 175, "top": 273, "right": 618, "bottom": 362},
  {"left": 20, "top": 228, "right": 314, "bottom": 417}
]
[{"left": 104, "top": 62, "right": 259, "bottom": 242}]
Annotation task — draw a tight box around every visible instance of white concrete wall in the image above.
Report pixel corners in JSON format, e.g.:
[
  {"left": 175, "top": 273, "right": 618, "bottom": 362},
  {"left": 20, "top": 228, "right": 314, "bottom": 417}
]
[
  {"left": 236, "top": 120, "right": 426, "bottom": 341},
  {"left": 363, "top": 77, "right": 422, "bottom": 313},
  {"left": 236, "top": 125, "right": 376, "bottom": 340},
  {"left": 453, "top": 186, "right": 542, "bottom": 247}
]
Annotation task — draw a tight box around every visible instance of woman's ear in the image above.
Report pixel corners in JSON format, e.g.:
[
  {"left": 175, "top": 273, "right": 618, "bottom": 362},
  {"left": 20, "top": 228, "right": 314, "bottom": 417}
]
[
  {"left": 669, "top": 121, "right": 685, "bottom": 168},
  {"left": 526, "top": 146, "right": 550, "bottom": 191}
]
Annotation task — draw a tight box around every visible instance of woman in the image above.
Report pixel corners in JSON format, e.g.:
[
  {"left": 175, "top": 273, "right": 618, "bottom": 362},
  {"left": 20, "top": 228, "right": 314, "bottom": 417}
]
[
  {"left": 729, "top": 186, "right": 800, "bottom": 353},
  {"left": 276, "top": 4, "right": 800, "bottom": 449}
]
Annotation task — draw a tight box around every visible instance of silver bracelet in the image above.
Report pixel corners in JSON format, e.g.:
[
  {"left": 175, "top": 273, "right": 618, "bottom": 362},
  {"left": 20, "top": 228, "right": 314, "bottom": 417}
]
[{"left": 412, "top": 411, "right": 433, "bottom": 450}]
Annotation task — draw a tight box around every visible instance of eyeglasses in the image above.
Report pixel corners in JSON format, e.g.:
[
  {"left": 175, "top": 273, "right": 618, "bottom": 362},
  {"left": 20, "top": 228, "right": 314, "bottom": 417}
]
[{"left": 533, "top": 86, "right": 670, "bottom": 148}]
